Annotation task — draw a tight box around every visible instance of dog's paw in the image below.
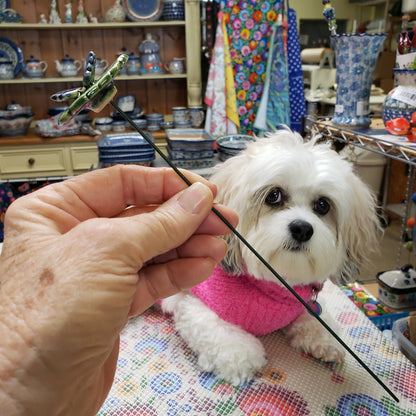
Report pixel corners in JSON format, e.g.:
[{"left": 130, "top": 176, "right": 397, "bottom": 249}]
[
  {"left": 302, "top": 337, "right": 345, "bottom": 363},
  {"left": 197, "top": 330, "right": 267, "bottom": 385},
  {"left": 285, "top": 311, "right": 345, "bottom": 363}
]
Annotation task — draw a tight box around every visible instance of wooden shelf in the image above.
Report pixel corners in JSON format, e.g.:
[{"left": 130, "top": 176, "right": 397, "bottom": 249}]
[
  {"left": 0, "top": 0, "right": 201, "bottom": 119},
  {"left": 0, "top": 73, "right": 188, "bottom": 84},
  {"left": 0, "top": 22, "right": 185, "bottom": 30},
  {"left": 0, "top": 127, "right": 167, "bottom": 147}
]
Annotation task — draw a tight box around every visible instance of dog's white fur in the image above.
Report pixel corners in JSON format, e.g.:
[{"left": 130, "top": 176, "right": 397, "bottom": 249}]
[{"left": 162, "top": 131, "right": 381, "bottom": 384}]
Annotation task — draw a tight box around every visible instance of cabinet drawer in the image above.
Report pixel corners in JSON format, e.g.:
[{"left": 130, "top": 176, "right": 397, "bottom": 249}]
[
  {"left": 0, "top": 148, "right": 68, "bottom": 175},
  {"left": 70, "top": 146, "right": 98, "bottom": 171}
]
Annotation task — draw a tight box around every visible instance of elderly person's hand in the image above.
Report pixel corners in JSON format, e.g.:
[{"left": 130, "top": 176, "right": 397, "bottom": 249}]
[{"left": 0, "top": 165, "right": 238, "bottom": 416}]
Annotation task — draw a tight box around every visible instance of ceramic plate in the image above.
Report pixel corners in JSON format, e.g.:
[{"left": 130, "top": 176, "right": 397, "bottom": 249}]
[
  {"left": 122, "top": 0, "right": 163, "bottom": 22},
  {"left": 0, "top": 37, "right": 23, "bottom": 76}
]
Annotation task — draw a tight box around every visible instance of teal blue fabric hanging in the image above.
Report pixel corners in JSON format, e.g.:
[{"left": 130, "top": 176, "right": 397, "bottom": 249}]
[
  {"left": 254, "top": 15, "right": 290, "bottom": 132},
  {"left": 287, "top": 5, "right": 306, "bottom": 133}
]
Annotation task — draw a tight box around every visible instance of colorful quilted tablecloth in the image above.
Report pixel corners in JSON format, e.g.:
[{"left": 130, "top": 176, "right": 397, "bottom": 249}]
[{"left": 98, "top": 281, "right": 416, "bottom": 415}]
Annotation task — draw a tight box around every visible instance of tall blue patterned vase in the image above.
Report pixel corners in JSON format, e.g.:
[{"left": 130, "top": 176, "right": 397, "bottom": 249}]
[{"left": 331, "top": 33, "right": 386, "bottom": 128}]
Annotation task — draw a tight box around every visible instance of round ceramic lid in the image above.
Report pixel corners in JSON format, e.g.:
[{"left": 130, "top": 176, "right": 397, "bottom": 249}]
[{"left": 26, "top": 55, "right": 39, "bottom": 63}]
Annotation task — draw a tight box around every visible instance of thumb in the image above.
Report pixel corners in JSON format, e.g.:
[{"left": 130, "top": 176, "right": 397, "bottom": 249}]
[{"left": 130, "top": 181, "right": 215, "bottom": 266}]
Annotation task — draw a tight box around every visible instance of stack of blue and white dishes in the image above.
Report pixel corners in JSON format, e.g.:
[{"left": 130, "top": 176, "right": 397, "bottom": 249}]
[
  {"left": 97, "top": 133, "right": 155, "bottom": 167},
  {"left": 166, "top": 129, "right": 215, "bottom": 169}
]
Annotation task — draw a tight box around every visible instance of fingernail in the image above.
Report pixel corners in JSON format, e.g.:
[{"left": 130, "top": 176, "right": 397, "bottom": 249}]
[{"left": 177, "top": 182, "right": 210, "bottom": 214}]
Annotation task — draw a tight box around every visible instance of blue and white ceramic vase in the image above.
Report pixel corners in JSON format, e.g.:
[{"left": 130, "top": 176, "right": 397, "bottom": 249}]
[
  {"left": 382, "top": 69, "right": 416, "bottom": 124},
  {"left": 331, "top": 33, "right": 386, "bottom": 128}
]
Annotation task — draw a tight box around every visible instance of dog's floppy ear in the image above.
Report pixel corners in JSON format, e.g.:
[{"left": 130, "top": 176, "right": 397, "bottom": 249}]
[
  {"left": 210, "top": 155, "right": 248, "bottom": 275},
  {"left": 220, "top": 233, "right": 244, "bottom": 275},
  {"left": 337, "top": 174, "right": 382, "bottom": 283}
]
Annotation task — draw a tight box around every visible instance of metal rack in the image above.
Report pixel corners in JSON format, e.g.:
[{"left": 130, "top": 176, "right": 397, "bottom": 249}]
[{"left": 308, "top": 118, "right": 416, "bottom": 167}]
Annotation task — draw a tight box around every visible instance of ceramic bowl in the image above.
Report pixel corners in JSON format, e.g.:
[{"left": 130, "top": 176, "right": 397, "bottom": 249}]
[
  {"left": 130, "top": 118, "right": 147, "bottom": 129},
  {"left": 167, "top": 146, "right": 214, "bottom": 160},
  {"left": 147, "top": 125, "right": 161, "bottom": 132},
  {"left": 97, "top": 132, "right": 155, "bottom": 151},
  {"left": 146, "top": 113, "right": 164, "bottom": 128},
  {"left": 111, "top": 106, "right": 143, "bottom": 121},
  {"left": 160, "top": 121, "right": 174, "bottom": 129},
  {"left": 170, "top": 158, "right": 214, "bottom": 169},
  {"left": 216, "top": 134, "right": 255, "bottom": 161},
  {"left": 35, "top": 116, "right": 80, "bottom": 138},
  {"left": 0, "top": 111, "right": 34, "bottom": 136},
  {"left": 166, "top": 129, "right": 215, "bottom": 150},
  {"left": 112, "top": 121, "right": 126, "bottom": 132},
  {"left": 0, "top": 105, "right": 32, "bottom": 117},
  {"left": 95, "top": 117, "right": 113, "bottom": 131},
  {"left": 174, "top": 120, "right": 192, "bottom": 129}
]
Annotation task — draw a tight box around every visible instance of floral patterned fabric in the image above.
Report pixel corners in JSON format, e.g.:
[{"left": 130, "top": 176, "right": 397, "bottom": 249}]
[
  {"left": 98, "top": 281, "right": 416, "bottom": 416},
  {"left": 204, "top": 11, "right": 239, "bottom": 137},
  {"left": 219, "top": 0, "right": 284, "bottom": 134}
]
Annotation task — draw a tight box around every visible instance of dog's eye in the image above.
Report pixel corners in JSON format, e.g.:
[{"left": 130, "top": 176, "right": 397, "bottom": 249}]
[
  {"left": 314, "top": 197, "right": 330, "bottom": 216},
  {"left": 265, "top": 188, "right": 284, "bottom": 206}
]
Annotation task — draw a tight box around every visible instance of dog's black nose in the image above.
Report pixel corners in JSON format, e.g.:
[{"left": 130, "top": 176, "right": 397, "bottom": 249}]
[{"left": 289, "top": 220, "right": 314, "bottom": 243}]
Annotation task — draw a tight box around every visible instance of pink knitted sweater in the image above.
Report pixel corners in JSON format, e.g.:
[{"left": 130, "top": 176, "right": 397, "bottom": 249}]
[{"left": 189, "top": 266, "right": 314, "bottom": 336}]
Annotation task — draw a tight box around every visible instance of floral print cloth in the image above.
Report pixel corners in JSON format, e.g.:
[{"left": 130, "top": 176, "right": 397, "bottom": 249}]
[
  {"left": 219, "top": 0, "right": 284, "bottom": 135},
  {"left": 98, "top": 281, "right": 416, "bottom": 415},
  {"left": 204, "top": 11, "right": 239, "bottom": 137}
]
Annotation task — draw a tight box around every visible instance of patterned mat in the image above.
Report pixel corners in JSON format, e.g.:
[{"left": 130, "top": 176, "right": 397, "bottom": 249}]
[{"left": 98, "top": 281, "right": 416, "bottom": 415}]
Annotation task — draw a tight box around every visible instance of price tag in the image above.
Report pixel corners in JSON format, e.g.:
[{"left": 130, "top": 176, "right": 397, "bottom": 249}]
[
  {"left": 356, "top": 100, "right": 370, "bottom": 116},
  {"left": 335, "top": 104, "right": 344, "bottom": 113},
  {"left": 391, "top": 86, "right": 416, "bottom": 107}
]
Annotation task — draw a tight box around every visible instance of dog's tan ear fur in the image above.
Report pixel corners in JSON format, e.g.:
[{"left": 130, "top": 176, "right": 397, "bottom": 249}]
[
  {"left": 210, "top": 157, "right": 246, "bottom": 275},
  {"left": 220, "top": 233, "right": 244, "bottom": 275},
  {"left": 336, "top": 173, "right": 382, "bottom": 284}
]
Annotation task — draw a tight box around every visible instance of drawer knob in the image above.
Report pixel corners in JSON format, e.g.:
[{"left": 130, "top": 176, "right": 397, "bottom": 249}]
[{"left": 28, "top": 157, "right": 35, "bottom": 166}]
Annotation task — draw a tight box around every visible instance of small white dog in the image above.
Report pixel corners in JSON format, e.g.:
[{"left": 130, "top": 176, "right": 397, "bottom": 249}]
[{"left": 161, "top": 131, "right": 380, "bottom": 384}]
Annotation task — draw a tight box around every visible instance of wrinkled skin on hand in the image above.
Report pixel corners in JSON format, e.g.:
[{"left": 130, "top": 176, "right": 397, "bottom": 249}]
[{"left": 0, "top": 165, "right": 238, "bottom": 416}]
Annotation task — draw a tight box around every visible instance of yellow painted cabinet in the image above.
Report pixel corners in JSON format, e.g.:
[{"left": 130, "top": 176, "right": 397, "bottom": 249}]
[{"left": 0, "top": 142, "right": 98, "bottom": 180}]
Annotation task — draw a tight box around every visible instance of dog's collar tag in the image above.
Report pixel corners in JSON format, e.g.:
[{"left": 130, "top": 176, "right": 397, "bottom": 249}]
[{"left": 308, "top": 283, "right": 323, "bottom": 316}]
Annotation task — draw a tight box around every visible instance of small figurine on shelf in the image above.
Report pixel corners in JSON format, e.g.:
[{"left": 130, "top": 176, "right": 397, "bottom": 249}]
[
  {"left": 39, "top": 13, "right": 48, "bottom": 24},
  {"left": 64, "top": 3, "right": 72, "bottom": 24},
  {"left": 89, "top": 13, "right": 98, "bottom": 23},
  {"left": 49, "top": 0, "right": 62, "bottom": 24},
  {"left": 76, "top": 0, "right": 88, "bottom": 24}
]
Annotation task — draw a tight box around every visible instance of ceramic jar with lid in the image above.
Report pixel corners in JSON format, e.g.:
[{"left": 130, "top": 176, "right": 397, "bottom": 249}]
[
  {"left": 126, "top": 54, "right": 141, "bottom": 75},
  {"left": 0, "top": 60, "right": 14, "bottom": 79},
  {"left": 138, "top": 34, "right": 165, "bottom": 74}
]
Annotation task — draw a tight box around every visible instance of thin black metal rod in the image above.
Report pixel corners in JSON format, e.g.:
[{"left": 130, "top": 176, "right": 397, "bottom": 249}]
[{"left": 110, "top": 100, "right": 399, "bottom": 403}]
